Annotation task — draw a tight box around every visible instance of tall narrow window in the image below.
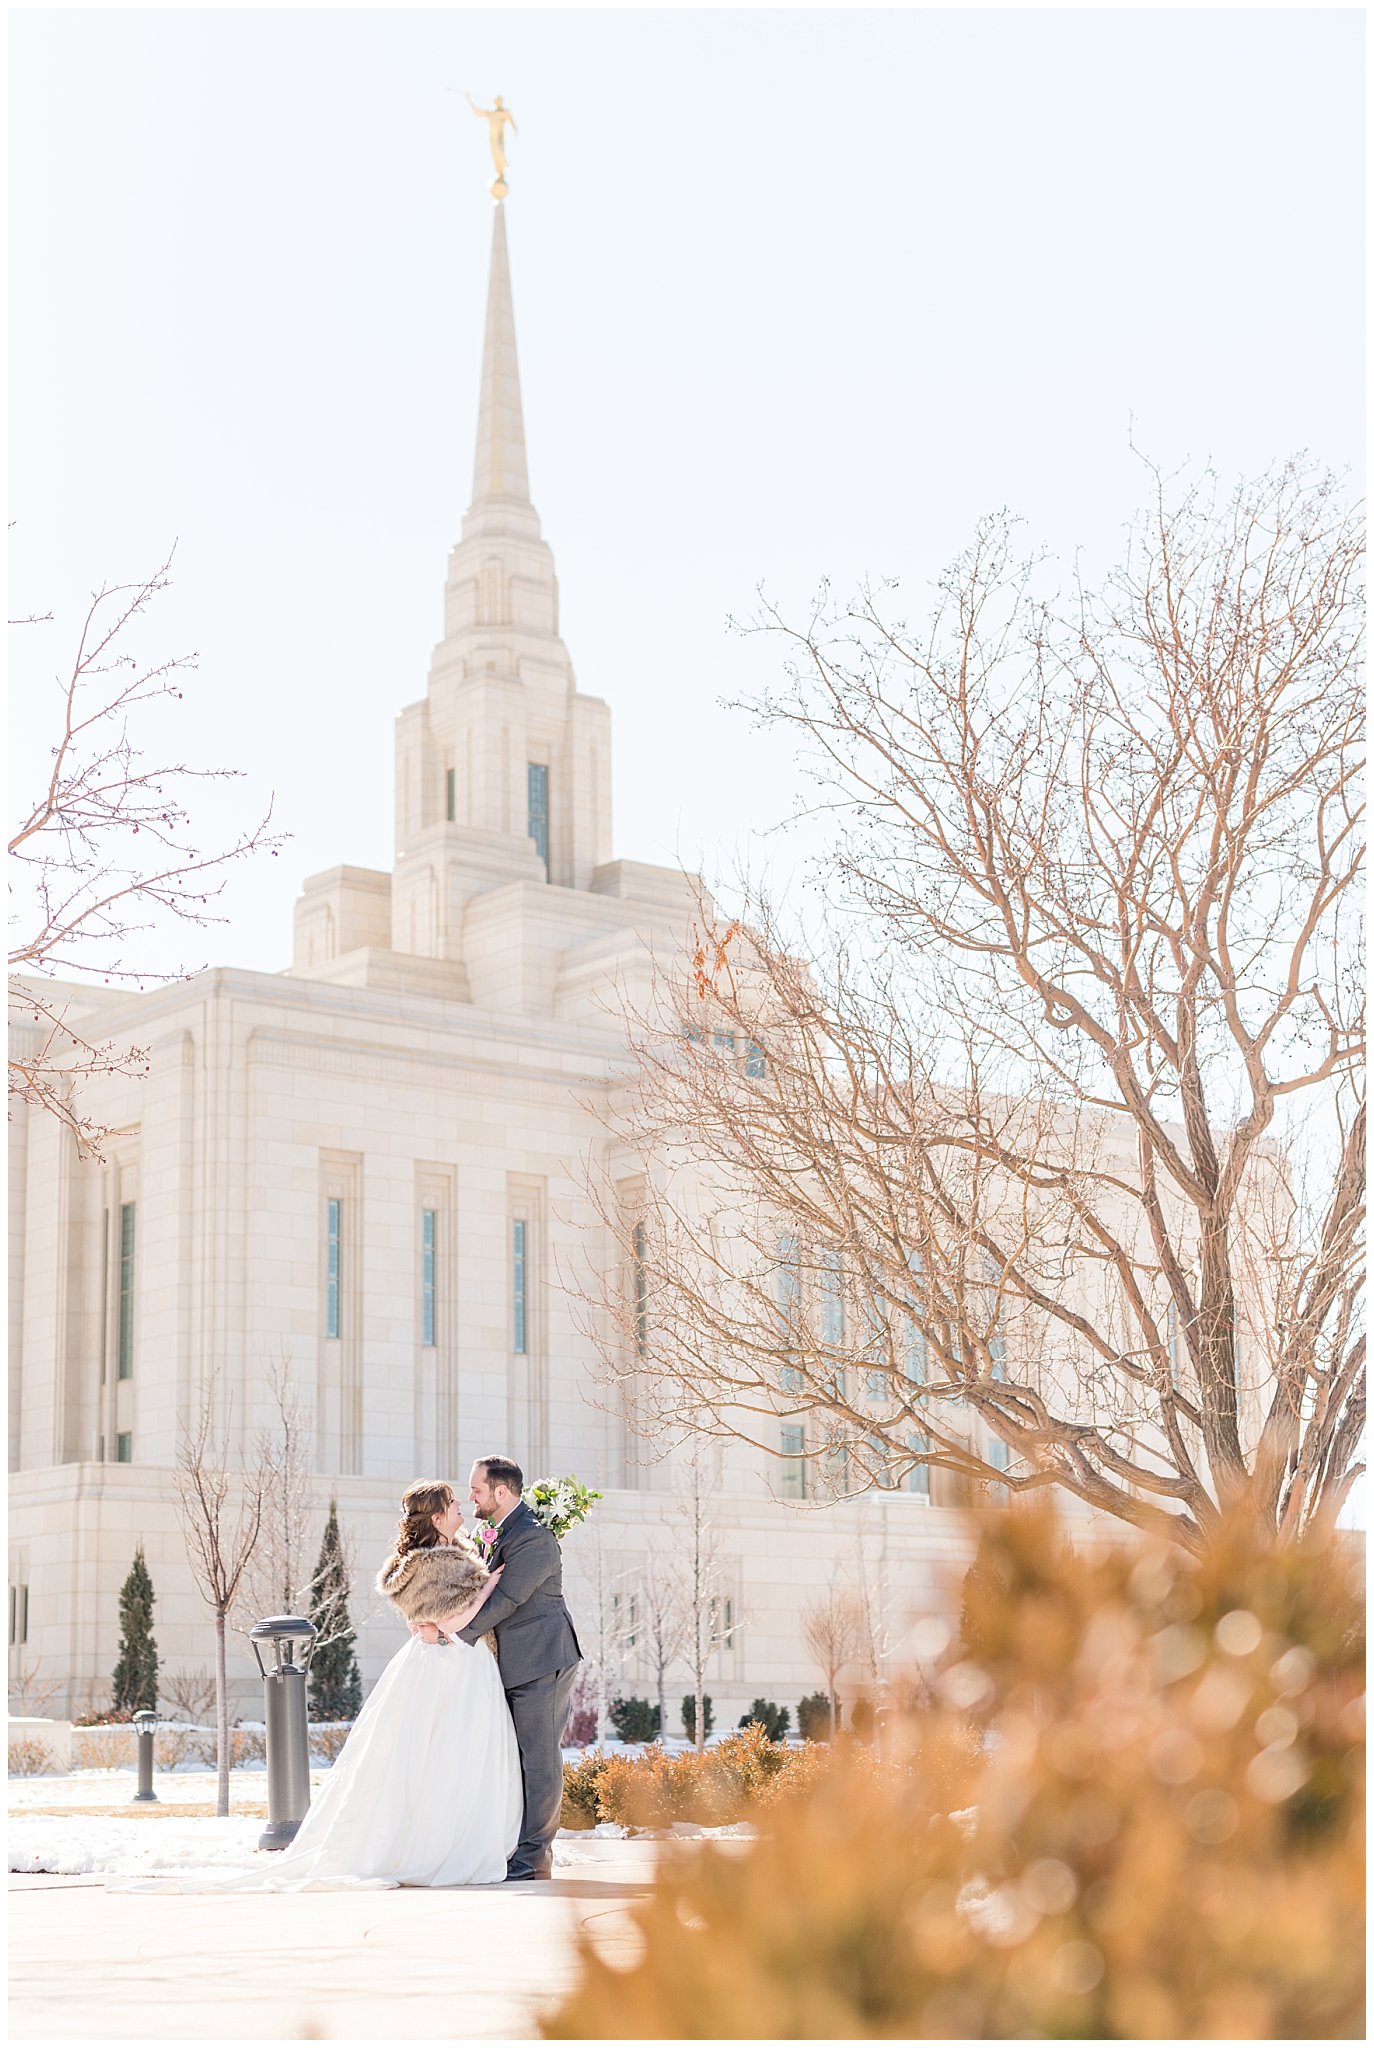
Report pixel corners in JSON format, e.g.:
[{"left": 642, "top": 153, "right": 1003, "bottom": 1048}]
[
  {"left": 326, "top": 1198, "right": 342, "bottom": 1340},
  {"left": 116, "top": 1434, "right": 132, "bottom": 1464},
  {"left": 99, "top": 1208, "right": 110, "bottom": 1386},
  {"left": 744, "top": 1040, "right": 766, "bottom": 1078},
  {"left": 906, "top": 1431, "right": 931, "bottom": 1499},
  {"left": 632, "top": 1221, "right": 648, "bottom": 1357},
  {"left": 513, "top": 1217, "right": 528, "bottom": 1355},
  {"left": 777, "top": 1234, "right": 803, "bottom": 1393},
  {"left": 527, "top": 763, "right": 549, "bottom": 876},
  {"left": 421, "top": 1208, "right": 437, "bottom": 1348},
  {"left": 445, "top": 766, "right": 457, "bottom": 822},
  {"left": 820, "top": 1249, "right": 845, "bottom": 1399},
  {"left": 117, "top": 1202, "right": 136, "bottom": 1380},
  {"left": 612, "top": 1590, "right": 638, "bottom": 1650},
  {"left": 985, "top": 1308, "right": 1010, "bottom": 1473},
  {"left": 864, "top": 1432, "right": 893, "bottom": 1488},
  {"left": 780, "top": 1424, "right": 807, "bottom": 1500},
  {"left": 904, "top": 1252, "right": 929, "bottom": 1383}
]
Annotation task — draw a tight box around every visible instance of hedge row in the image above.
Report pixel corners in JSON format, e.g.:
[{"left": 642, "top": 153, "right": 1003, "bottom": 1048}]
[{"left": 560, "top": 1723, "right": 969, "bottom": 1831}]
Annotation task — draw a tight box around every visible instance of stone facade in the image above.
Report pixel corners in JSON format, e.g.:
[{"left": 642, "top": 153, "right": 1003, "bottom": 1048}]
[{"left": 9, "top": 199, "right": 979, "bottom": 1727}]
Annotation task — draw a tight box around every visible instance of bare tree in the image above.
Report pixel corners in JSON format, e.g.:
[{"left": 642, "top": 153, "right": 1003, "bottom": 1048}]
[
  {"left": 8, "top": 549, "right": 283, "bottom": 1156},
  {"left": 635, "top": 1542, "right": 689, "bottom": 1742},
  {"left": 567, "top": 1526, "right": 636, "bottom": 1746},
  {"left": 802, "top": 1583, "right": 862, "bottom": 1737},
  {"left": 851, "top": 1508, "right": 892, "bottom": 1703},
  {"left": 586, "top": 458, "right": 1363, "bottom": 1554},
  {"left": 160, "top": 1664, "right": 217, "bottom": 1726},
  {"left": 174, "top": 1375, "right": 280, "bottom": 1816},
  {"left": 236, "top": 1354, "right": 316, "bottom": 1626},
  {"left": 7, "top": 1653, "right": 63, "bottom": 1717},
  {"left": 669, "top": 1446, "right": 735, "bottom": 1750}
]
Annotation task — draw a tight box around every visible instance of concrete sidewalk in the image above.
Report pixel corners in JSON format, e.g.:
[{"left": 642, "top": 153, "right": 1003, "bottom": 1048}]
[{"left": 8, "top": 1867, "right": 650, "bottom": 2043}]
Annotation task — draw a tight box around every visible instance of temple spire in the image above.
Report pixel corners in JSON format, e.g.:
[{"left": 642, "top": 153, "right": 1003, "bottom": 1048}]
[{"left": 470, "top": 202, "right": 532, "bottom": 514}]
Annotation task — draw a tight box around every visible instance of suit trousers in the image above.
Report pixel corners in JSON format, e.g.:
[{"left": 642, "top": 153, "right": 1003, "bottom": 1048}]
[{"left": 505, "top": 1663, "right": 578, "bottom": 1872}]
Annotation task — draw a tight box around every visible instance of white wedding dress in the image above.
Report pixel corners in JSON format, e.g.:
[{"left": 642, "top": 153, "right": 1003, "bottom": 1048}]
[{"left": 114, "top": 1634, "right": 522, "bottom": 1892}]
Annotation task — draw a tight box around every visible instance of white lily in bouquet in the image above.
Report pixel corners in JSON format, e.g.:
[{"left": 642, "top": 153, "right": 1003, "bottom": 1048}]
[{"left": 527, "top": 1474, "right": 602, "bottom": 1540}]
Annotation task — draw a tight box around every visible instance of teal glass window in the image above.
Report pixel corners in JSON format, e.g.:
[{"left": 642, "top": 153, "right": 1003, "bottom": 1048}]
[
  {"left": 527, "top": 763, "right": 549, "bottom": 875},
  {"left": 116, "top": 1433, "right": 133, "bottom": 1464},
  {"left": 421, "top": 1209, "right": 437, "bottom": 1348},
  {"left": 117, "top": 1202, "right": 136, "bottom": 1380},
  {"left": 326, "top": 1199, "right": 341, "bottom": 1339},
  {"left": 744, "top": 1040, "right": 765, "bottom": 1078},
  {"left": 100, "top": 1208, "right": 110, "bottom": 1386},
  {"left": 780, "top": 1425, "right": 807, "bottom": 1500},
  {"left": 513, "top": 1218, "right": 528, "bottom": 1354},
  {"left": 445, "top": 766, "right": 456, "bottom": 822}
]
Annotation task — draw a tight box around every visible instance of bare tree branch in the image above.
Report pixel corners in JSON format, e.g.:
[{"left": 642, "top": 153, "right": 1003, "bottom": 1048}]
[
  {"left": 8, "top": 548, "right": 286, "bottom": 1157},
  {"left": 576, "top": 458, "right": 1363, "bottom": 1553}
]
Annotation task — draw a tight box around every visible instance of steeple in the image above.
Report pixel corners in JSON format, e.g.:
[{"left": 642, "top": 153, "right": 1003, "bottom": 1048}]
[
  {"left": 470, "top": 204, "right": 531, "bottom": 514},
  {"left": 287, "top": 148, "right": 701, "bottom": 1006}
]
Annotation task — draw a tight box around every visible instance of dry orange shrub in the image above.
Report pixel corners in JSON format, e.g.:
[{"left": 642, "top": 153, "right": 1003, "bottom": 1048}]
[{"left": 545, "top": 1506, "right": 1364, "bottom": 2040}]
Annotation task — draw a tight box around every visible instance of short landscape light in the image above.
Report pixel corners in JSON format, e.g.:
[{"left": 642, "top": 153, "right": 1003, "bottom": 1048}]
[{"left": 131, "top": 1708, "right": 159, "bottom": 1804}]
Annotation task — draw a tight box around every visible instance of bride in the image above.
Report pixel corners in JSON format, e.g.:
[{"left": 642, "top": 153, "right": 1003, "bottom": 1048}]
[{"left": 118, "top": 1479, "right": 522, "bottom": 1891}]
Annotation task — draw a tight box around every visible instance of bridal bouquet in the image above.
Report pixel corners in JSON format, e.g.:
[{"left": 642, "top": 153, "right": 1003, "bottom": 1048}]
[{"left": 527, "top": 1474, "right": 602, "bottom": 1541}]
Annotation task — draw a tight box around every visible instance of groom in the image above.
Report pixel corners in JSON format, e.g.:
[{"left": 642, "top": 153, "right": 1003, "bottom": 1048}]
[{"left": 416, "top": 1455, "right": 581, "bottom": 1881}]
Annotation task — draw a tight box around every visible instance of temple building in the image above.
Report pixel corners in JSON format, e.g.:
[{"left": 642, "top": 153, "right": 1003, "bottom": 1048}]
[{"left": 9, "top": 195, "right": 977, "bottom": 1725}]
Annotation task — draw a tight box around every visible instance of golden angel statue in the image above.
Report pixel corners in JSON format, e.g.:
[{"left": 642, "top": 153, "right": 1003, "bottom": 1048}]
[{"left": 467, "top": 94, "right": 517, "bottom": 196}]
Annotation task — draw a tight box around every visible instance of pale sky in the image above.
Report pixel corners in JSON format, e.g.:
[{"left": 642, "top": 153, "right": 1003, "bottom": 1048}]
[{"left": 9, "top": 6, "right": 1365, "bottom": 975}]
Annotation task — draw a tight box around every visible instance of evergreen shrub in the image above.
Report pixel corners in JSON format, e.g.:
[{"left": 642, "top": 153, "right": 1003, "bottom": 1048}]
[
  {"left": 681, "top": 1693, "right": 714, "bottom": 1742},
  {"left": 610, "top": 1696, "right": 661, "bottom": 1742},
  {"left": 111, "top": 1547, "right": 158, "bottom": 1714},
  {"left": 797, "top": 1691, "right": 837, "bottom": 1741},
  {"left": 738, "top": 1698, "right": 790, "bottom": 1742}
]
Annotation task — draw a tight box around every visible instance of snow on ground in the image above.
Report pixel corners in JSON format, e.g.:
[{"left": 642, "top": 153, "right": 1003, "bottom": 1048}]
[
  {"left": 7, "top": 1766, "right": 279, "bottom": 1811},
  {"left": 9, "top": 1814, "right": 270, "bottom": 1878},
  {"left": 8, "top": 1812, "right": 747, "bottom": 1878},
  {"left": 8, "top": 1769, "right": 751, "bottom": 1878}
]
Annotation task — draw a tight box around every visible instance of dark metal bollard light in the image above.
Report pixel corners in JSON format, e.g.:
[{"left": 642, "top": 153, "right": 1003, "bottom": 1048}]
[
  {"left": 132, "top": 1709, "right": 159, "bottom": 1803},
  {"left": 249, "top": 1616, "right": 318, "bottom": 1851}
]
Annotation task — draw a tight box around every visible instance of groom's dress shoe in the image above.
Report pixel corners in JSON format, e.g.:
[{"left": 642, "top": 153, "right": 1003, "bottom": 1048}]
[{"left": 504, "top": 1864, "right": 552, "bottom": 1882}]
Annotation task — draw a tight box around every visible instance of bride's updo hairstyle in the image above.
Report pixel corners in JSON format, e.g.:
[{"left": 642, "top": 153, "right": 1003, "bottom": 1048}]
[{"left": 395, "top": 1479, "right": 453, "bottom": 1556}]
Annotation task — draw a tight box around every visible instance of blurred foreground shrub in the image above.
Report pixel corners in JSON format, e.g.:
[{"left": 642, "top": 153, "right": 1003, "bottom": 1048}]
[{"left": 545, "top": 1507, "right": 1364, "bottom": 2039}]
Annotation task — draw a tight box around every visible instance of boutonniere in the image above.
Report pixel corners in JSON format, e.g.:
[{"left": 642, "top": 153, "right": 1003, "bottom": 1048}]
[{"left": 476, "top": 1521, "right": 499, "bottom": 1556}]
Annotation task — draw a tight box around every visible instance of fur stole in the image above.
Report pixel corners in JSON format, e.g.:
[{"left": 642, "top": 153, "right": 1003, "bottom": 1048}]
[{"left": 376, "top": 1537, "right": 488, "bottom": 1625}]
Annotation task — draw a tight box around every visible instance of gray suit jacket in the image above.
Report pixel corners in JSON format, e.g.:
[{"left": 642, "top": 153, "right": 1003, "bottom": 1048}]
[{"left": 456, "top": 1500, "right": 582, "bottom": 1688}]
